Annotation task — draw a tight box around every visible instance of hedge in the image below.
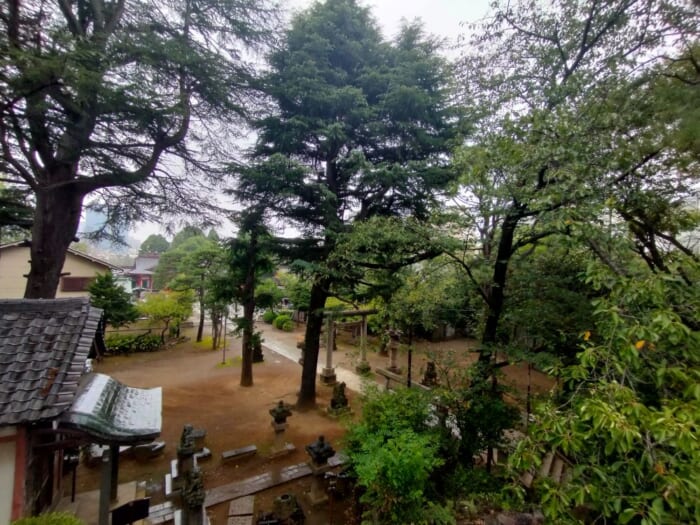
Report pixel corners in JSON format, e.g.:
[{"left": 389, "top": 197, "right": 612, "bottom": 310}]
[
  {"left": 105, "top": 333, "right": 162, "bottom": 355},
  {"left": 273, "top": 314, "right": 292, "bottom": 330}
]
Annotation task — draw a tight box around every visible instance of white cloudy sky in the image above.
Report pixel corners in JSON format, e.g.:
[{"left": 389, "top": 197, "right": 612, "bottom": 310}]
[
  {"left": 290, "top": 0, "right": 492, "bottom": 42},
  {"left": 128, "top": 0, "right": 493, "bottom": 245}
]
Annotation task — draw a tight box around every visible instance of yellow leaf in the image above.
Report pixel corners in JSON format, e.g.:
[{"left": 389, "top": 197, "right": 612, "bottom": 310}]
[
  {"left": 635, "top": 340, "right": 645, "bottom": 350},
  {"left": 583, "top": 330, "right": 591, "bottom": 341}
]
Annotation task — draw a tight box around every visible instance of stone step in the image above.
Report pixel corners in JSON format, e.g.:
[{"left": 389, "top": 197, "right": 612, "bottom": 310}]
[
  {"left": 228, "top": 496, "right": 255, "bottom": 516},
  {"left": 222, "top": 444, "right": 257, "bottom": 461}
]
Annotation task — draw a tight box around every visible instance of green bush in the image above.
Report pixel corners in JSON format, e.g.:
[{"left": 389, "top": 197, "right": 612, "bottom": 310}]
[
  {"left": 281, "top": 320, "right": 294, "bottom": 332},
  {"left": 105, "top": 333, "right": 162, "bottom": 355},
  {"left": 13, "top": 512, "right": 84, "bottom": 525},
  {"left": 345, "top": 387, "right": 454, "bottom": 524},
  {"left": 262, "top": 310, "right": 277, "bottom": 324},
  {"left": 273, "top": 314, "right": 292, "bottom": 330}
]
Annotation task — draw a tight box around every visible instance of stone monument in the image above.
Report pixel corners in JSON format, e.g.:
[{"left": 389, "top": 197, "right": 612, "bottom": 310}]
[{"left": 305, "top": 435, "right": 335, "bottom": 506}]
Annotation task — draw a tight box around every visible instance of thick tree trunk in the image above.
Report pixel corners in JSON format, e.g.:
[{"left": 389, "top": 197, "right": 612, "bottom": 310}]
[
  {"left": 479, "top": 209, "right": 521, "bottom": 363},
  {"left": 297, "top": 278, "right": 329, "bottom": 410},
  {"left": 25, "top": 187, "right": 84, "bottom": 299},
  {"left": 240, "top": 299, "right": 255, "bottom": 387},
  {"left": 196, "top": 282, "right": 205, "bottom": 342},
  {"left": 240, "top": 230, "right": 258, "bottom": 387}
]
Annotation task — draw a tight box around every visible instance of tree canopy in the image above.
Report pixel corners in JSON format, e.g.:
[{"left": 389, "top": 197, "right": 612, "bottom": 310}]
[
  {"left": 0, "top": 0, "right": 277, "bottom": 298},
  {"left": 235, "top": 0, "right": 462, "bottom": 407}
]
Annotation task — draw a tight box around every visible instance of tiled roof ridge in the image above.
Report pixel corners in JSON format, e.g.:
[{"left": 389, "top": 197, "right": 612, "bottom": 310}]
[
  {"left": 0, "top": 298, "right": 103, "bottom": 426},
  {"left": 0, "top": 297, "right": 91, "bottom": 313}
]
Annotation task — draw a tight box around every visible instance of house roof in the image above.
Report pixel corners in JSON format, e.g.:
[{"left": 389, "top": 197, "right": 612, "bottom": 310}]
[
  {"left": 0, "top": 298, "right": 101, "bottom": 426},
  {"left": 0, "top": 240, "right": 121, "bottom": 271},
  {"left": 126, "top": 254, "right": 160, "bottom": 275},
  {"left": 60, "top": 373, "right": 161, "bottom": 444}
]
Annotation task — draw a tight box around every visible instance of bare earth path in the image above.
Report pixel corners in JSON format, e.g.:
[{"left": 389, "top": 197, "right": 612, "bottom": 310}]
[
  {"left": 73, "top": 322, "right": 553, "bottom": 524},
  {"left": 76, "top": 327, "right": 353, "bottom": 524}
]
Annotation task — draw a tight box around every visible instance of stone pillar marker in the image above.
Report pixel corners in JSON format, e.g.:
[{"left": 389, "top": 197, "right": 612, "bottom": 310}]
[
  {"left": 320, "top": 316, "right": 337, "bottom": 385},
  {"left": 177, "top": 424, "right": 196, "bottom": 486},
  {"left": 181, "top": 466, "right": 205, "bottom": 525},
  {"left": 355, "top": 314, "right": 371, "bottom": 374},
  {"left": 305, "top": 435, "right": 335, "bottom": 506},
  {"left": 387, "top": 329, "right": 401, "bottom": 373}
]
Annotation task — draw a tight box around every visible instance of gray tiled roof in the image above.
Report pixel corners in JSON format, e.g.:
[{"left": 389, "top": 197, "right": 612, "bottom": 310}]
[{"left": 0, "top": 298, "right": 102, "bottom": 426}]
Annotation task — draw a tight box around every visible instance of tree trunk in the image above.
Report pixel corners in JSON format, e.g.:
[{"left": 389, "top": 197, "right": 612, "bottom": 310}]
[
  {"left": 479, "top": 208, "right": 522, "bottom": 363},
  {"left": 297, "top": 277, "right": 329, "bottom": 410},
  {"left": 25, "top": 186, "right": 84, "bottom": 298},
  {"left": 196, "top": 281, "right": 205, "bottom": 342},
  {"left": 240, "top": 231, "right": 259, "bottom": 387},
  {"left": 240, "top": 298, "right": 255, "bottom": 387}
]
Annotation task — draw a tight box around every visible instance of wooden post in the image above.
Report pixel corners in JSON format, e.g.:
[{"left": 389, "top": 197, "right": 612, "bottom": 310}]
[
  {"left": 99, "top": 451, "right": 110, "bottom": 525},
  {"left": 109, "top": 445, "right": 119, "bottom": 502}
]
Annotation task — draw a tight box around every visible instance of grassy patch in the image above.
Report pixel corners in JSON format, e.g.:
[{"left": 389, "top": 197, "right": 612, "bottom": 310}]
[
  {"left": 194, "top": 337, "right": 216, "bottom": 350},
  {"left": 216, "top": 356, "right": 242, "bottom": 368}
]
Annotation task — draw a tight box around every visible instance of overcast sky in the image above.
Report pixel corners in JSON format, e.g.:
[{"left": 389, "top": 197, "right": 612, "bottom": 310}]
[
  {"left": 126, "top": 0, "right": 494, "bottom": 246},
  {"left": 290, "top": 0, "right": 492, "bottom": 43}
]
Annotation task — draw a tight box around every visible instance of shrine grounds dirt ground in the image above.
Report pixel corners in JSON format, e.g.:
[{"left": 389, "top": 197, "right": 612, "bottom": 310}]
[{"left": 72, "top": 322, "right": 554, "bottom": 525}]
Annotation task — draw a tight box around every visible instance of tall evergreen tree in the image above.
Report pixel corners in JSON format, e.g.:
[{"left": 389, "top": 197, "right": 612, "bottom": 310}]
[
  {"left": 236, "top": 0, "right": 461, "bottom": 408},
  {"left": 0, "top": 0, "right": 277, "bottom": 298}
]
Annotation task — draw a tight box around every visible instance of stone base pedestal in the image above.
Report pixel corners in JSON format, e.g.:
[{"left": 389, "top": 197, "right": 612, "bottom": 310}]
[
  {"left": 306, "top": 463, "right": 331, "bottom": 507},
  {"left": 319, "top": 367, "right": 337, "bottom": 385},
  {"left": 355, "top": 360, "right": 371, "bottom": 374},
  {"left": 269, "top": 422, "right": 295, "bottom": 458}
]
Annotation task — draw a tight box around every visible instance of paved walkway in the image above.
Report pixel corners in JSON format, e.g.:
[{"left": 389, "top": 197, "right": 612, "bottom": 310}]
[{"left": 258, "top": 323, "right": 368, "bottom": 393}]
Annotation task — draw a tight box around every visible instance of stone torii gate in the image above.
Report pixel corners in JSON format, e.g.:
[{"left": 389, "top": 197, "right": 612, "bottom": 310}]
[{"left": 319, "top": 309, "right": 377, "bottom": 384}]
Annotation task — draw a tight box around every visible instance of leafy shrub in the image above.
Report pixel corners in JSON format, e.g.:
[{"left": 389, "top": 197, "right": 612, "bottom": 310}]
[
  {"left": 262, "top": 310, "right": 277, "bottom": 324},
  {"left": 345, "top": 387, "right": 454, "bottom": 524},
  {"left": 13, "top": 512, "right": 84, "bottom": 525},
  {"left": 105, "top": 333, "right": 161, "bottom": 355},
  {"left": 273, "top": 314, "right": 292, "bottom": 330},
  {"left": 281, "top": 320, "right": 294, "bottom": 332}
]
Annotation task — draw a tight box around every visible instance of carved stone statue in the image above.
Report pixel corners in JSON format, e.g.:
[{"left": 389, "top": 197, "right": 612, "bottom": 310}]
[
  {"left": 421, "top": 361, "right": 438, "bottom": 387},
  {"left": 178, "top": 424, "right": 196, "bottom": 456},
  {"left": 305, "top": 435, "right": 335, "bottom": 465},
  {"left": 269, "top": 400, "right": 292, "bottom": 424},
  {"left": 330, "top": 382, "right": 348, "bottom": 410}
]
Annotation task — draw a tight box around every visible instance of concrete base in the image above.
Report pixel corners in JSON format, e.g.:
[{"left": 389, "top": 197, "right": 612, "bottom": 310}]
[
  {"left": 268, "top": 442, "right": 296, "bottom": 459},
  {"left": 306, "top": 463, "right": 331, "bottom": 507},
  {"left": 319, "top": 368, "right": 337, "bottom": 385}
]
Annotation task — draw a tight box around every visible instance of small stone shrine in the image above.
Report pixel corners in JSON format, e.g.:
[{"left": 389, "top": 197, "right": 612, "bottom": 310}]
[
  {"left": 305, "top": 435, "right": 335, "bottom": 506},
  {"left": 269, "top": 401, "right": 295, "bottom": 456},
  {"left": 420, "top": 361, "right": 438, "bottom": 387},
  {"left": 327, "top": 382, "right": 350, "bottom": 416}
]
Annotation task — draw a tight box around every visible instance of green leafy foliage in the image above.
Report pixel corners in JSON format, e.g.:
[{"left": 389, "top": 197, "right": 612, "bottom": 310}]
[
  {"left": 138, "top": 234, "right": 170, "bottom": 254},
  {"left": 345, "top": 388, "right": 454, "bottom": 524},
  {"left": 104, "top": 333, "right": 161, "bottom": 355},
  {"left": 88, "top": 273, "right": 138, "bottom": 328},
  {"left": 262, "top": 310, "right": 277, "bottom": 324},
  {"left": 137, "top": 291, "right": 194, "bottom": 343},
  {"left": 272, "top": 314, "right": 292, "bottom": 331},
  {"left": 508, "top": 260, "right": 700, "bottom": 524},
  {"left": 12, "top": 512, "right": 84, "bottom": 525}
]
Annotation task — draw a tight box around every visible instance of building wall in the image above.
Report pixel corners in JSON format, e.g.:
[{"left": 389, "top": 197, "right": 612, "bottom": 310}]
[
  {"left": 0, "top": 427, "right": 17, "bottom": 525},
  {"left": 0, "top": 246, "right": 113, "bottom": 299}
]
